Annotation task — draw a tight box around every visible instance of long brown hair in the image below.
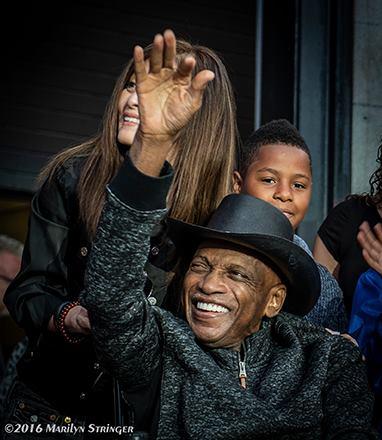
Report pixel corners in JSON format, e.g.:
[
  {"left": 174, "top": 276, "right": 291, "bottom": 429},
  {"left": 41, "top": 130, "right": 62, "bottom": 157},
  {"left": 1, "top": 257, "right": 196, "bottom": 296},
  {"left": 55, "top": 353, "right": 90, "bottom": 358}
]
[{"left": 39, "top": 39, "right": 238, "bottom": 238}]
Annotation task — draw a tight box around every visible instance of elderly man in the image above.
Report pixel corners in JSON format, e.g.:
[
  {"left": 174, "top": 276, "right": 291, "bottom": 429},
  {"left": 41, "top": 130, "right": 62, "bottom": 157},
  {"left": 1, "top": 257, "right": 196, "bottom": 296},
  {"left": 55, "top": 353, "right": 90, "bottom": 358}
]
[{"left": 81, "top": 31, "right": 375, "bottom": 438}]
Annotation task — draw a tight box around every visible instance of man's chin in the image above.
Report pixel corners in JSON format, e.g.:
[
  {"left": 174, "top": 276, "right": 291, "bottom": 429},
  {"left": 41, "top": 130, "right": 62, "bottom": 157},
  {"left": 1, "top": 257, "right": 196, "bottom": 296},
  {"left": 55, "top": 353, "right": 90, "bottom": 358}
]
[{"left": 191, "top": 326, "right": 224, "bottom": 348}]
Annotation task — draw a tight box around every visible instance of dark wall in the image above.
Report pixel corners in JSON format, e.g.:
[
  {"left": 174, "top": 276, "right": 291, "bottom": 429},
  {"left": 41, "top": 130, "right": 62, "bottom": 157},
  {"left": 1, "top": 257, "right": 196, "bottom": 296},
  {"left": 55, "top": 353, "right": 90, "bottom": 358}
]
[
  {"left": 261, "top": 0, "right": 296, "bottom": 124},
  {"left": 0, "top": 1, "right": 255, "bottom": 193}
]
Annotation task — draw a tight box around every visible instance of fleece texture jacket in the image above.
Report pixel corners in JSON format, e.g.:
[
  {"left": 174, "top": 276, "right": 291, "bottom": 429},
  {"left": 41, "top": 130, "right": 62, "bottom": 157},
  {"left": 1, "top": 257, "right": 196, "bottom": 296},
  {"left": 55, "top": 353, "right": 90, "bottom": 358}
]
[{"left": 82, "top": 156, "right": 376, "bottom": 440}]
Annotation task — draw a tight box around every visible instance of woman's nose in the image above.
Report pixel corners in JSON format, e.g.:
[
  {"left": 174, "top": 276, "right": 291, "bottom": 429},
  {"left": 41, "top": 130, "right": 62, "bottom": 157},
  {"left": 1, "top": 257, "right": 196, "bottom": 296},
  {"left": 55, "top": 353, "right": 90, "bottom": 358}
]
[{"left": 127, "top": 90, "right": 139, "bottom": 108}]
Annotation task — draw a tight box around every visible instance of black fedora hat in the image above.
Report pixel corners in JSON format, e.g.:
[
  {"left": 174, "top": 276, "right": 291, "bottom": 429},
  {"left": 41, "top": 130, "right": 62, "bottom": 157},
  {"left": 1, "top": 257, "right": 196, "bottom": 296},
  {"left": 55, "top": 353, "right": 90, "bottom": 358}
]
[{"left": 167, "top": 194, "right": 320, "bottom": 316}]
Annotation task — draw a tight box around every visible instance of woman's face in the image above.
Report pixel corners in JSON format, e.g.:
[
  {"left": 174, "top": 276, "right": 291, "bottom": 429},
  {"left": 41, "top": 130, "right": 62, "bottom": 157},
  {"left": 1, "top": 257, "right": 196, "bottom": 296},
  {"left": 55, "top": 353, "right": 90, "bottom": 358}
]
[{"left": 117, "top": 78, "right": 140, "bottom": 146}]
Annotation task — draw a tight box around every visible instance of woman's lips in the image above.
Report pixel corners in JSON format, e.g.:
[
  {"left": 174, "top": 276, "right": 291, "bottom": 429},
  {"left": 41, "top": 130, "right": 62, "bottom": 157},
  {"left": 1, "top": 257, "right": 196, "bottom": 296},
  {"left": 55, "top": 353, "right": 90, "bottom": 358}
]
[{"left": 122, "top": 115, "right": 140, "bottom": 126}]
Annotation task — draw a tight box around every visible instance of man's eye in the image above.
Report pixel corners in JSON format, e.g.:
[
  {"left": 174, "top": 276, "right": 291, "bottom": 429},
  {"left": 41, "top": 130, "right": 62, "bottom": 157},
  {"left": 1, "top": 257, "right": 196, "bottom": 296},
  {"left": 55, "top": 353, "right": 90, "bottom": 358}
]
[
  {"left": 124, "top": 81, "right": 136, "bottom": 92},
  {"left": 190, "top": 262, "right": 207, "bottom": 272},
  {"left": 229, "top": 271, "right": 247, "bottom": 280}
]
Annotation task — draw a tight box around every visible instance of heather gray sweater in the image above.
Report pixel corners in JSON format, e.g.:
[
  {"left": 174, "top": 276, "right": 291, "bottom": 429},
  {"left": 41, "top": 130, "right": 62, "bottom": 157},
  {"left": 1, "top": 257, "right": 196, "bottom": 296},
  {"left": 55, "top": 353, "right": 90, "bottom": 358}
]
[{"left": 81, "top": 159, "right": 375, "bottom": 439}]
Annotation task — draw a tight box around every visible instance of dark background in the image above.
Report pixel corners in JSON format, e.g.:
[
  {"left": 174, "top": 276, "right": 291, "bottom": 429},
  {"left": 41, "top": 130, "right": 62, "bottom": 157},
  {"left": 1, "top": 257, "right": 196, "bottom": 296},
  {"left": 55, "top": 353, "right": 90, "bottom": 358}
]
[
  {"left": 0, "top": 0, "right": 354, "bottom": 248},
  {"left": 0, "top": 0, "right": 256, "bottom": 194}
]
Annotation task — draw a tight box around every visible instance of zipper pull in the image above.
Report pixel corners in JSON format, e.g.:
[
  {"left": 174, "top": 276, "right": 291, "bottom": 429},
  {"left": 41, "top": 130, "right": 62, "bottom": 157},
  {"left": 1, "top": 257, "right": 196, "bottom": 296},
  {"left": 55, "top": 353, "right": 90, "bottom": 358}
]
[{"left": 238, "top": 360, "right": 247, "bottom": 389}]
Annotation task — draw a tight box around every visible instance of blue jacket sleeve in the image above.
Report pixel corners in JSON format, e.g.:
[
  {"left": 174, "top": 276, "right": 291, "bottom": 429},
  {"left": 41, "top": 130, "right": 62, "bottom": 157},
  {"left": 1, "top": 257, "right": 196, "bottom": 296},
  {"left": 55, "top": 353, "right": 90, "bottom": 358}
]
[{"left": 349, "top": 268, "right": 382, "bottom": 397}]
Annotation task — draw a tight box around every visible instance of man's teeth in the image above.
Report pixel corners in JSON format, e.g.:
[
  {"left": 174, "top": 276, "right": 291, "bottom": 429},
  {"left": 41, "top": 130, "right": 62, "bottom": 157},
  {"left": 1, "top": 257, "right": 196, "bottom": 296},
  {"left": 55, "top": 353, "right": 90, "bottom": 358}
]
[
  {"left": 196, "top": 302, "right": 229, "bottom": 313},
  {"left": 123, "top": 116, "right": 139, "bottom": 123}
]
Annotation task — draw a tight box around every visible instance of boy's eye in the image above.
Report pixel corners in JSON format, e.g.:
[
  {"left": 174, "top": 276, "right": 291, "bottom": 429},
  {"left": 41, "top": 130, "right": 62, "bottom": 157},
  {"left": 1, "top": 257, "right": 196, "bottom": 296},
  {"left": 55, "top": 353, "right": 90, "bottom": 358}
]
[
  {"left": 261, "top": 177, "right": 276, "bottom": 184},
  {"left": 293, "top": 182, "right": 306, "bottom": 189},
  {"left": 124, "top": 81, "right": 136, "bottom": 92}
]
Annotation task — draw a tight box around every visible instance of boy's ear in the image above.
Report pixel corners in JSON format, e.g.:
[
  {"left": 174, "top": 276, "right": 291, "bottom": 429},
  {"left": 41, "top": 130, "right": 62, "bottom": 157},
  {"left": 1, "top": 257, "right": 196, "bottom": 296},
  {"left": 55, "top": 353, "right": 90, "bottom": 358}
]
[{"left": 233, "top": 171, "right": 243, "bottom": 193}]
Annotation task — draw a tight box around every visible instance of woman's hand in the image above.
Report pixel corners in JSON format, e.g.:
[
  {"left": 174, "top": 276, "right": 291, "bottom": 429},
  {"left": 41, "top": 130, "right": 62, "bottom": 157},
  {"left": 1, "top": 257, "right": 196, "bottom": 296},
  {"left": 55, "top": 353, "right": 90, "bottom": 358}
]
[
  {"left": 48, "top": 305, "right": 91, "bottom": 334},
  {"left": 64, "top": 305, "right": 91, "bottom": 335},
  {"left": 130, "top": 29, "right": 215, "bottom": 176},
  {"left": 357, "top": 221, "right": 382, "bottom": 275}
]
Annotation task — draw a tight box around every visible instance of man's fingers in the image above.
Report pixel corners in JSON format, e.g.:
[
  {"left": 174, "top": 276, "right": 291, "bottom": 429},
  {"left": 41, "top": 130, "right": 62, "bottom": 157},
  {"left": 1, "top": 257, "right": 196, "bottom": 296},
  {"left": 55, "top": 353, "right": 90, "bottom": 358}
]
[
  {"left": 134, "top": 45, "right": 146, "bottom": 83},
  {"left": 187, "top": 70, "right": 215, "bottom": 109},
  {"left": 192, "top": 69, "right": 215, "bottom": 91},
  {"left": 175, "top": 56, "right": 196, "bottom": 80},
  {"left": 341, "top": 333, "right": 359, "bottom": 347},
  {"left": 150, "top": 34, "right": 164, "bottom": 74},
  {"left": 163, "top": 29, "right": 176, "bottom": 69}
]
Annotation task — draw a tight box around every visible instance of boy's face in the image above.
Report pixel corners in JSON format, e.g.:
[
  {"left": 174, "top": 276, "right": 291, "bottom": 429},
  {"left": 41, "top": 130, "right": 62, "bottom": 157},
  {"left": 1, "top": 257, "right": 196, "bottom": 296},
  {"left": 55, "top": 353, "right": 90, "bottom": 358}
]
[{"left": 233, "top": 144, "right": 312, "bottom": 231}]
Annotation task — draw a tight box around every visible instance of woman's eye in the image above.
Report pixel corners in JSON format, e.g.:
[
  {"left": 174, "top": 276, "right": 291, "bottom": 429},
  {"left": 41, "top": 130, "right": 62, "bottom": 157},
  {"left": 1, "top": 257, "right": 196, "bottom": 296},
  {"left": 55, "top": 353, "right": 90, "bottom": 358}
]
[{"left": 125, "top": 81, "right": 136, "bottom": 92}]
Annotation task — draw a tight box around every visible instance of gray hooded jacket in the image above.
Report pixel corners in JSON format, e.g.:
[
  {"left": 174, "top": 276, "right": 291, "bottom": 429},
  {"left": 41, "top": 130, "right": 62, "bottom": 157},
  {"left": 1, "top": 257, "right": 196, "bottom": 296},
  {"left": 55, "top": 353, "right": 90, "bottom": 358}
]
[{"left": 81, "top": 158, "right": 375, "bottom": 439}]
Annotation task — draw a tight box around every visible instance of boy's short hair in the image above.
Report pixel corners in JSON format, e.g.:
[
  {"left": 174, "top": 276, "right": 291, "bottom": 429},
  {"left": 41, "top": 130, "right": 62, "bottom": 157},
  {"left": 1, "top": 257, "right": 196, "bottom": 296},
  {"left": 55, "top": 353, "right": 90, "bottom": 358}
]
[{"left": 239, "top": 119, "right": 312, "bottom": 176}]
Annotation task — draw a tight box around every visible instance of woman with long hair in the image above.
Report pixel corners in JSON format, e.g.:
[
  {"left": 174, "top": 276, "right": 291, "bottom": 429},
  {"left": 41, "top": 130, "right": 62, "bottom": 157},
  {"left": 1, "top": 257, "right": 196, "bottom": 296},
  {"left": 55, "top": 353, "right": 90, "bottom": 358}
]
[
  {"left": 313, "top": 142, "right": 382, "bottom": 315},
  {"left": 3, "top": 30, "right": 238, "bottom": 437},
  {"left": 314, "top": 142, "right": 382, "bottom": 434}
]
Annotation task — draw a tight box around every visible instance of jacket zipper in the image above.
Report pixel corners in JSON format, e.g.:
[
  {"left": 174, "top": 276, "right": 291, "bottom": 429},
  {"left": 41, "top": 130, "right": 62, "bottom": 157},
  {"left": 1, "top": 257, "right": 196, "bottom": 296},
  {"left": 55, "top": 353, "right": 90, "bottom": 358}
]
[{"left": 237, "top": 343, "right": 247, "bottom": 389}]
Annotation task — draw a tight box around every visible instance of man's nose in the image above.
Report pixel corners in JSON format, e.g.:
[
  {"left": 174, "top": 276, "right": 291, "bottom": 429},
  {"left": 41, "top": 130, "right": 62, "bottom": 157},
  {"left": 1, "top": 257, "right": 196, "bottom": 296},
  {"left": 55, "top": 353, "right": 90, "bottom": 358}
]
[
  {"left": 198, "top": 270, "right": 226, "bottom": 295},
  {"left": 273, "top": 182, "right": 293, "bottom": 202}
]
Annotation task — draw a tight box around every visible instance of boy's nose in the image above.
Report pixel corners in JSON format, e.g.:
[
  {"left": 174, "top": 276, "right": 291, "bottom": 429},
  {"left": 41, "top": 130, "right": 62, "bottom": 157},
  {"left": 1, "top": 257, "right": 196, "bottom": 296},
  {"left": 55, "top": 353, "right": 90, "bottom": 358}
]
[{"left": 273, "top": 183, "right": 293, "bottom": 202}]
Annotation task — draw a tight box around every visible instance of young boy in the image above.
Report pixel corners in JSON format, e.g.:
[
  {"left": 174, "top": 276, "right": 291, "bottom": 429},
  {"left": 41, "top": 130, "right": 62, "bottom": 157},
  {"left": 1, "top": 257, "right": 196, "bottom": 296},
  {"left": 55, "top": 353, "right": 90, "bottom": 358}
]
[{"left": 234, "top": 119, "right": 347, "bottom": 331}]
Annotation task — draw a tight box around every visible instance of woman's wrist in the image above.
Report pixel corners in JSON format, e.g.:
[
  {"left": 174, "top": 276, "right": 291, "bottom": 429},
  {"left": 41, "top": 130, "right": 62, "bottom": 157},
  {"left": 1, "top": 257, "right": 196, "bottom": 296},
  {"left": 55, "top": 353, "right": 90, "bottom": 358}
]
[{"left": 54, "top": 301, "right": 84, "bottom": 344}]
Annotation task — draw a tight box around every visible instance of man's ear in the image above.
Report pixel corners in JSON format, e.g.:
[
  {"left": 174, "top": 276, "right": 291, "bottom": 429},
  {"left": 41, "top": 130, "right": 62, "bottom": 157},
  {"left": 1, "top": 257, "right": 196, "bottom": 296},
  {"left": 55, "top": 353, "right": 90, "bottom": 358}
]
[
  {"left": 265, "top": 284, "right": 286, "bottom": 318},
  {"left": 233, "top": 170, "right": 243, "bottom": 193}
]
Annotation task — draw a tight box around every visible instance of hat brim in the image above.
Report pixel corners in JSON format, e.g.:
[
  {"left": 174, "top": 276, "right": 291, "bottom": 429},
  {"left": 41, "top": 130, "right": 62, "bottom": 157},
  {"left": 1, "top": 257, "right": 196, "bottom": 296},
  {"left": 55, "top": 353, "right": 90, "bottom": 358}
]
[{"left": 167, "top": 218, "right": 320, "bottom": 316}]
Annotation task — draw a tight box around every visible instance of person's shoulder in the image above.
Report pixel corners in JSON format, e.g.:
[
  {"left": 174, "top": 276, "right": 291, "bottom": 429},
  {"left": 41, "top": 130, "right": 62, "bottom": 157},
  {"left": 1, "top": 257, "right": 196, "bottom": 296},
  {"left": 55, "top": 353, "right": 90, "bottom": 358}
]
[
  {"left": 277, "top": 313, "right": 361, "bottom": 356},
  {"left": 293, "top": 234, "right": 312, "bottom": 256},
  {"left": 331, "top": 197, "right": 359, "bottom": 215},
  {"left": 334, "top": 196, "right": 372, "bottom": 215},
  {"left": 42, "top": 154, "right": 88, "bottom": 198},
  {"left": 275, "top": 312, "right": 327, "bottom": 340},
  {"left": 55, "top": 155, "right": 87, "bottom": 185},
  {"left": 326, "top": 330, "right": 365, "bottom": 369},
  {"left": 319, "top": 196, "right": 365, "bottom": 236}
]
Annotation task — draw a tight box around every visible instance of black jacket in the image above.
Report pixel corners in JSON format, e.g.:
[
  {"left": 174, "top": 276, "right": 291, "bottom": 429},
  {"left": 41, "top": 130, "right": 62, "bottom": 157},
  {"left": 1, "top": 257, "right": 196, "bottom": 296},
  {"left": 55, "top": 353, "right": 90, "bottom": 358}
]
[
  {"left": 4, "top": 156, "right": 114, "bottom": 418},
  {"left": 4, "top": 155, "right": 172, "bottom": 428}
]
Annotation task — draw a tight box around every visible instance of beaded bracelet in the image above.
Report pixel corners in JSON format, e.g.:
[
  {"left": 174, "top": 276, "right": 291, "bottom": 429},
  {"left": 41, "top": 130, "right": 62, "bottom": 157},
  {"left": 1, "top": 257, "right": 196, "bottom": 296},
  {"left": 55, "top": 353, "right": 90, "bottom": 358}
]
[{"left": 54, "top": 301, "right": 83, "bottom": 344}]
